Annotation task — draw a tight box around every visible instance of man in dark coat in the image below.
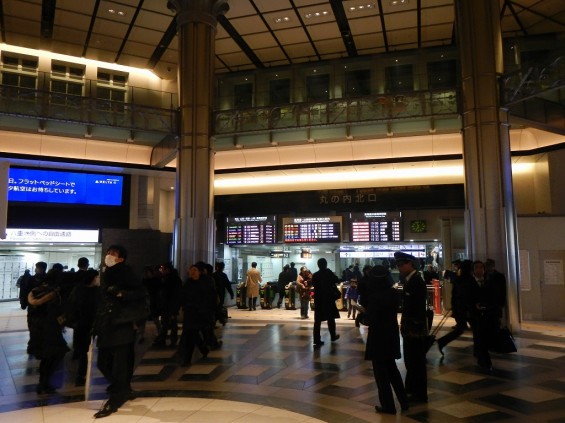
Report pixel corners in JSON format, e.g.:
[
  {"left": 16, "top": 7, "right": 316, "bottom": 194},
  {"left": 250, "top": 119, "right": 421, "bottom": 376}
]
[
  {"left": 93, "top": 245, "right": 146, "bottom": 418},
  {"left": 395, "top": 251, "right": 429, "bottom": 404},
  {"left": 312, "top": 258, "right": 340, "bottom": 347},
  {"left": 359, "top": 265, "right": 408, "bottom": 415}
]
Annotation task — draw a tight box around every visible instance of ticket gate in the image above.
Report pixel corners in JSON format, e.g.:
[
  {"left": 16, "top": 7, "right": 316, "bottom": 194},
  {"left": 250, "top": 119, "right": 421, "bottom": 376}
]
[{"left": 285, "top": 284, "right": 296, "bottom": 310}]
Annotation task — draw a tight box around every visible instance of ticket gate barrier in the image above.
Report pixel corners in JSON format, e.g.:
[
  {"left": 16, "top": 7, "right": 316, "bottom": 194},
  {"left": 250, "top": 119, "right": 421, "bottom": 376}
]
[
  {"left": 285, "top": 284, "right": 296, "bottom": 310},
  {"left": 236, "top": 284, "right": 247, "bottom": 309},
  {"left": 260, "top": 283, "right": 276, "bottom": 309}
]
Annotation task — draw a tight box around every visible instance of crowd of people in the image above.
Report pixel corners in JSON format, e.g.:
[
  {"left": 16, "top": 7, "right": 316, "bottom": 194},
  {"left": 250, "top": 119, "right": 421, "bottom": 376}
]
[
  {"left": 17, "top": 247, "right": 508, "bottom": 418},
  {"left": 17, "top": 246, "right": 235, "bottom": 418}
]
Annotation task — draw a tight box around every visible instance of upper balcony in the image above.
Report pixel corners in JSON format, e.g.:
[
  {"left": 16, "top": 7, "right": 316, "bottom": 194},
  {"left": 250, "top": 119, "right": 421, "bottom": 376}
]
[{"left": 0, "top": 68, "right": 178, "bottom": 147}]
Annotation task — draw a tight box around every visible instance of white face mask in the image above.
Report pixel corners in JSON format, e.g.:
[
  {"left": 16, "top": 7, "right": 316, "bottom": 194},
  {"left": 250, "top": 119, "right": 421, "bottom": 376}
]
[{"left": 105, "top": 254, "right": 119, "bottom": 268}]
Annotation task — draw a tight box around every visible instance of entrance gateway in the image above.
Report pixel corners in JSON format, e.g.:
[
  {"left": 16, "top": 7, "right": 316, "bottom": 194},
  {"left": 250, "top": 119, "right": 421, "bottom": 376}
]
[{"left": 0, "top": 228, "right": 101, "bottom": 301}]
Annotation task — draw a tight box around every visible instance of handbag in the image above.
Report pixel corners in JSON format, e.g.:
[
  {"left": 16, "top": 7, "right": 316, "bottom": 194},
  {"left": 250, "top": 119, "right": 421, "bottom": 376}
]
[
  {"left": 332, "top": 283, "right": 342, "bottom": 301},
  {"left": 489, "top": 326, "right": 517, "bottom": 353}
]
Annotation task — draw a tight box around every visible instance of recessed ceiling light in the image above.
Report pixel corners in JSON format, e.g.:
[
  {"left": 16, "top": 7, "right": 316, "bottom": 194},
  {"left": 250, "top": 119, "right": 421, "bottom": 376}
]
[
  {"left": 305, "top": 10, "right": 329, "bottom": 19},
  {"left": 274, "top": 16, "right": 290, "bottom": 24},
  {"left": 108, "top": 9, "right": 126, "bottom": 16},
  {"left": 349, "top": 4, "right": 375, "bottom": 12},
  {"left": 390, "top": 0, "right": 408, "bottom": 5}
]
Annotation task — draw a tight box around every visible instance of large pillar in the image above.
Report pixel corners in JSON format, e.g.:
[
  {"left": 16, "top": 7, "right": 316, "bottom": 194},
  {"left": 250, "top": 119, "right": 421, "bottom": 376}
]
[
  {"left": 455, "top": 0, "right": 521, "bottom": 331},
  {"left": 168, "top": 0, "right": 229, "bottom": 275}
]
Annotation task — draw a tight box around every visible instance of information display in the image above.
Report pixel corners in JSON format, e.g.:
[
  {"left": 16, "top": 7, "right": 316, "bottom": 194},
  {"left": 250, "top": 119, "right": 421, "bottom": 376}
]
[
  {"left": 283, "top": 216, "right": 342, "bottom": 243},
  {"left": 226, "top": 216, "right": 276, "bottom": 245},
  {"left": 8, "top": 168, "right": 124, "bottom": 206},
  {"left": 350, "top": 212, "right": 402, "bottom": 242}
]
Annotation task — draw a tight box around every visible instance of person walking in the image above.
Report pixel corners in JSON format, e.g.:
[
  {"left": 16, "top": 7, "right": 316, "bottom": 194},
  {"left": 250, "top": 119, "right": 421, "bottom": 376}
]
[
  {"left": 395, "top": 251, "right": 429, "bottom": 404},
  {"left": 436, "top": 259, "right": 474, "bottom": 355},
  {"left": 358, "top": 265, "right": 409, "bottom": 415},
  {"left": 245, "top": 262, "right": 262, "bottom": 311},
  {"left": 178, "top": 263, "right": 217, "bottom": 365},
  {"left": 92, "top": 245, "right": 147, "bottom": 418},
  {"left": 312, "top": 258, "right": 340, "bottom": 347}
]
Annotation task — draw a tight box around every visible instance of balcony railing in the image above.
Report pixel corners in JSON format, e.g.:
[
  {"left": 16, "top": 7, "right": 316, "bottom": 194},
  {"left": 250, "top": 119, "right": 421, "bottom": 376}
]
[
  {"left": 0, "top": 84, "right": 178, "bottom": 136},
  {"left": 500, "top": 56, "right": 565, "bottom": 107},
  {"left": 213, "top": 89, "right": 459, "bottom": 135}
]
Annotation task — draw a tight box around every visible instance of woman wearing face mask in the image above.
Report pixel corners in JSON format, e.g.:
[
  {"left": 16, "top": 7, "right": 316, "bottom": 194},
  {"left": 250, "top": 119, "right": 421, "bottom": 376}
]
[{"left": 92, "top": 245, "right": 147, "bottom": 419}]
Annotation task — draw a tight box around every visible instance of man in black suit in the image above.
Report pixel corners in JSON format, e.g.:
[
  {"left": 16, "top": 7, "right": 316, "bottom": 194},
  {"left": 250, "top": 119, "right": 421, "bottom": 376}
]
[{"left": 395, "top": 251, "right": 428, "bottom": 404}]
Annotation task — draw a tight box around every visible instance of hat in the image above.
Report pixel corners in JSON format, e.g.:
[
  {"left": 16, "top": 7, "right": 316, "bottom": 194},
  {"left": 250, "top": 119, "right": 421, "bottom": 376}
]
[{"left": 394, "top": 251, "right": 417, "bottom": 264}]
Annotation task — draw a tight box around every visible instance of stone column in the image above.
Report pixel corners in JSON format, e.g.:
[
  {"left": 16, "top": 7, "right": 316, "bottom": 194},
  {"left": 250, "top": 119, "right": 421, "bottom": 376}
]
[
  {"left": 455, "top": 0, "right": 520, "bottom": 330},
  {"left": 168, "top": 0, "right": 229, "bottom": 275}
]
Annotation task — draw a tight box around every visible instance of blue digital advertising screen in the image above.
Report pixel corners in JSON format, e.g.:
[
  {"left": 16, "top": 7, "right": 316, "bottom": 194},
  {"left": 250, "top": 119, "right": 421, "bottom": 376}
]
[{"left": 8, "top": 168, "right": 124, "bottom": 206}]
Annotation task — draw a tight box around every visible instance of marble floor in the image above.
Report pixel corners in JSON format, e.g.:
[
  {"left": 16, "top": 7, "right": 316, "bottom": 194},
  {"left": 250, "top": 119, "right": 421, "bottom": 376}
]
[{"left": 0, "top": 300, "right": 564, "bottom": 422}]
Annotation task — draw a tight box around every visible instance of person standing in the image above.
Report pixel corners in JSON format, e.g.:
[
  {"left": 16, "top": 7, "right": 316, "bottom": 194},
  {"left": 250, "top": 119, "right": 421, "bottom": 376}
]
[
  {"left": 93, "top": 245, "right": 146, "bottom": 419},
  {"left": 212, "top": 261, "right": 234, "bottom": 307},
  {"left": 358, "top": 265, "right": 408, "bottom": 415},
  {"left": 275, "top": 264, "right": 291, "bottom": 308},
  {"left": 296, "top": 266, "right": 313, "bottom": 319},
  {"left": 312, "top": 258, "right": 340, "bottom": 347},
  {"left": 395, "top": 251, "right": 428, "bottom": 404},
  {"left": 245, "top": 262, "right": 262, "bottom": 311},
  {"left": 27, "top": 266, "right": 70, "bottom": 394},
  {"left": 62, "top": 269, "right": 100, "bottom": 386},
  {"left": 20, "top": 262, "right": 48, "bottom": 354},
  {"left": 471, "top": 259, "right": 506, "bottom": 371}
]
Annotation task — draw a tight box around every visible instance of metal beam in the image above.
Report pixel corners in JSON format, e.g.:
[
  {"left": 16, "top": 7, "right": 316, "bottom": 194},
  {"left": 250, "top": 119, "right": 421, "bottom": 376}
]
[
  {"left": 218, "top": 14, "right": 264, "bottom": 69},
  {"left": 329, "top": 0, "right": 357, "bottom": 57}
]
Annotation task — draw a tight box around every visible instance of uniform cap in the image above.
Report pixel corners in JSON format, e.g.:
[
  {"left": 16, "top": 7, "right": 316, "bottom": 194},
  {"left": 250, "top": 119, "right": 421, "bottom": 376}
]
[{"left": 394, "top": 251, "right": 417, "bottom": 263}]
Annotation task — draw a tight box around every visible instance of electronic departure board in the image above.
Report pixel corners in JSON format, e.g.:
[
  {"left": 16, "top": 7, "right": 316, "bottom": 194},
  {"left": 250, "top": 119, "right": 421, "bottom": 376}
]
[
  {"left": 226, "top": 216, "right": 276, "bottom": 245},
  {"left": 283, "top": 216, "right": 342, "bottom": 243},
  {"left": 350, "top": 212, "right": 402, "bottom": 242}
]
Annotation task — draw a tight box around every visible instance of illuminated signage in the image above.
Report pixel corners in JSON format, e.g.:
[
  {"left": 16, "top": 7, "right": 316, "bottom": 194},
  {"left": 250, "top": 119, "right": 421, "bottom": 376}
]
[
  {"left": 226, "top": 216, "right": 276, "bottom": 245},
  {"left": 8, "top": 168, "right": 124, "bottom": 206},
  {"left": 283, "top": 216, "right": 342, "bottom": 243},
  {"left": 350, "top": 212, "right": 402, "bottom": 242},
  {"left": 1, "top": 228, "right": 100, "bottom": 243}
]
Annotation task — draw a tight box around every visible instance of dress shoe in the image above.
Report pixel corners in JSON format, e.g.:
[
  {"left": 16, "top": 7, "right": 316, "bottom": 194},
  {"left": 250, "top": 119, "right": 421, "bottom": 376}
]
[
  {"left": 331, "top": 334, "right": 340, "bottom": 342},
  {"left": 94, "top": 402, "right": 118, "bottom": 418},
  {"left": 313, "top": 341, "right": 325, "bottom": 347},
  {"left": 375, "top": 405, "right": 396, "bottom": 414}
]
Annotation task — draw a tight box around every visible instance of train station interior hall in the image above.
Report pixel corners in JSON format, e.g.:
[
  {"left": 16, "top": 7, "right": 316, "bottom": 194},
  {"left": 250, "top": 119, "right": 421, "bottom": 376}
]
[
  {"left": 0, "top": 302, "right": 563, "bottom": 423},
  {"left": 1, "top": 0, "right": 565, "bottom": 422}
]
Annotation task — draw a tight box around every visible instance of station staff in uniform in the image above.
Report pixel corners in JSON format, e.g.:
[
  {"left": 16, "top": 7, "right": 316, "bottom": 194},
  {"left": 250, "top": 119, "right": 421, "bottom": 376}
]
[{"left": 395, "top": 251, "right": 429, "bottom": 404}]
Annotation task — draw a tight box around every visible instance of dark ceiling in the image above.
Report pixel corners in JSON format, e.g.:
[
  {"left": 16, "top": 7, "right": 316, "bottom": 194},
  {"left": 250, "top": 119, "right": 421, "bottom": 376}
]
[{"left": 0, "top": 0, "right": 564, "bottom": 79}]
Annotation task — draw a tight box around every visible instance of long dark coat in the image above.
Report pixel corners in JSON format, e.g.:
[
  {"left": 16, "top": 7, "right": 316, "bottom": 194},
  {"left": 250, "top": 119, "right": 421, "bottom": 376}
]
[
  {"left": 27, "top": 284, "right": 69, "bottom": 360},
  {"left": 181, "top": 275, "right": 218, "bottom": 330},
  {"left": 94, "top": 262, "right": 146, "bottom": 348},
  {"left": 312, "top": 268, "right": 340, "bottom": 321},
  {"left": 358, "top": 276, "right": 401, "bottom": 361}
]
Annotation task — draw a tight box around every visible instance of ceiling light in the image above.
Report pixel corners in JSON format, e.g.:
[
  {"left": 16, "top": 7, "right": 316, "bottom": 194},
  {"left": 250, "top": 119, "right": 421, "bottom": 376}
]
[
  {"left": 305, "top": 10, "right": 329, "bottom": 19},
  {"left": 349, "top": 4, "right": 375, "bottom": 12},
  {"left": 274, "top": 16, "right": 290, "bottom": 24},
  {"left": 390, "top": 0, "right": 409, "bottom": 5}
]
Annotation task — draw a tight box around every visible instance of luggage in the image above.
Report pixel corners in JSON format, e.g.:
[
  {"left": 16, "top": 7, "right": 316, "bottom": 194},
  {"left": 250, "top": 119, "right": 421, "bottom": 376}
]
[
  {"left": 425, "top": 309, "right": 452, "bottom": 352},
  {"left": 489, "top": 326, "right": 517, "bottom": 353}
]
